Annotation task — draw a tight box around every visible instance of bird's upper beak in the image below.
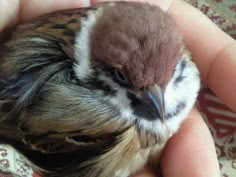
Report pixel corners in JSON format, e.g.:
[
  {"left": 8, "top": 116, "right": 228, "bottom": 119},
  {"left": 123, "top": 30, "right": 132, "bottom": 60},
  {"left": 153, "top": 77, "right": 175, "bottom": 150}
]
[{"left": 143, "top": 84, "right": 165, "bottom": 122}]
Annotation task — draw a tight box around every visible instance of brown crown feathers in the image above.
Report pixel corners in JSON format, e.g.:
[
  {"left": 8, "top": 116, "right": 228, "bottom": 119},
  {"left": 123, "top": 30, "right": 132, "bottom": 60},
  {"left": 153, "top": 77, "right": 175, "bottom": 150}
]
[{"left": 91, "top": 2, "right": 183, "bottom": 90}]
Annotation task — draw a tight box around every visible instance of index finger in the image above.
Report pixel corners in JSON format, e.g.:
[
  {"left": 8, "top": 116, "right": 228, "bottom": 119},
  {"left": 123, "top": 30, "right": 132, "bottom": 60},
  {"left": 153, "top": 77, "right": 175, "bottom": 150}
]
[
  {"left": 168, "top": 0, "right": 236, "bottom": 111},
  {"left": 0, "top": 0, "right": 91, "bottom": 31},
  {"left": 92, "top": 0, "right": 236, "bottom": 111}
]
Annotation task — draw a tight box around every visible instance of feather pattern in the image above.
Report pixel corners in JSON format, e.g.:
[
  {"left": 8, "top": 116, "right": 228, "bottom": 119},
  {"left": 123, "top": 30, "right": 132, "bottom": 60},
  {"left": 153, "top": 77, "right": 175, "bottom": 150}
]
[
  {"left": 0, "top": 2, "right": 200, "bottom": 177},
  {"left": 0, "top": 5, "right": 152, "bottom": 177}
]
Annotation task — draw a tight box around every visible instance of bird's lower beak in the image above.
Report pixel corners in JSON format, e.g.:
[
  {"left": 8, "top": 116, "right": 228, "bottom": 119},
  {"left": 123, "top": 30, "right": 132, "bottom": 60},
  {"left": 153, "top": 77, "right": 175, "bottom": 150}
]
[{"left": 143, "top": 84, "right": 165, "bottom": 122}]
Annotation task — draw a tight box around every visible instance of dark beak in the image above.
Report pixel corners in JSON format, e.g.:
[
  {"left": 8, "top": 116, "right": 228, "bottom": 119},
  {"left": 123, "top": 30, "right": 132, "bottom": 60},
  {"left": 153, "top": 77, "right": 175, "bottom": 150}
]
[{"left": 143, "top": 84, "right": 165, "bottom": 122}]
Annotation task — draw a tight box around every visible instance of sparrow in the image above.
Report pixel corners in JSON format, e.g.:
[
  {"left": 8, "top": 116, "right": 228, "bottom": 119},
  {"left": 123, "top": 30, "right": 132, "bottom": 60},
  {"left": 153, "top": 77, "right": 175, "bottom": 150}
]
[{"left": 0, "top": 1, "right": 200, "bottom": 177}]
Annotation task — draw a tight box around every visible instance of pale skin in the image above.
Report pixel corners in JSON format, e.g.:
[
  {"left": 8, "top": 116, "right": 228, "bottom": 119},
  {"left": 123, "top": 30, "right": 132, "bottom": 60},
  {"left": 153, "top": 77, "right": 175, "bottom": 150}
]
[{"left": 0, "top": 0, "right": 236, "bottom": 177}]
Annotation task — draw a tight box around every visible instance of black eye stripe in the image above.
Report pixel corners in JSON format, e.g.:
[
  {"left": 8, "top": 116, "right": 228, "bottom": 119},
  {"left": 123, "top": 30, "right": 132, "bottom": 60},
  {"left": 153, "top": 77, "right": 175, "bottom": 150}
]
[
  {"left": 166, "top": 102, "right": 186, "bottom": 119},
  {"left": 180, "top": 58, "right": 187, "bottom": 70},
  {"left": 92, "top": 61, "right": 130, "bottom": 88},
  {"left": 93, "top": 79, "right": 117, "bottom": 95},
  {"left": 101, "top": 68, "right": 130, "bottom": 88},
  {"left": 128, "top": 92, "right": 157, "bottom": 121},
  {"left": 82, "top": 77, "right": 117, "bottom": 96},
  {"left": 174, "top": 75, "right": 185, "bottom": 85},
  {"left": 114, "top": 69, "right": 129, "bottom": 85},
  {"left": 174, "top": 58, "right": 187, "bottom": 85}
]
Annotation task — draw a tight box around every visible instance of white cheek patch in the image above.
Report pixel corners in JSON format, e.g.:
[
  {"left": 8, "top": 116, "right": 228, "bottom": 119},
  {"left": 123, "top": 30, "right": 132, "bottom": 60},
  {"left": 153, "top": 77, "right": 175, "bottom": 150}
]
[
  {"left": 73, "top": 8, "right": 103, "bottom": 80},
  {"left": 134, "top": 55, "right": 200, "bottom": 141},
  {"left": 163, "top": 55, "right": 200, "bottom": 136}
]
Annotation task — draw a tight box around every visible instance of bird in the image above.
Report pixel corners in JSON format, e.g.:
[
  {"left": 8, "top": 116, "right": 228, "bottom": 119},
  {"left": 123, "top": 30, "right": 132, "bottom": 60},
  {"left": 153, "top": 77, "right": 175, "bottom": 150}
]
[{"left": 0, "top": 1, "right": 200, "bottom": 177}]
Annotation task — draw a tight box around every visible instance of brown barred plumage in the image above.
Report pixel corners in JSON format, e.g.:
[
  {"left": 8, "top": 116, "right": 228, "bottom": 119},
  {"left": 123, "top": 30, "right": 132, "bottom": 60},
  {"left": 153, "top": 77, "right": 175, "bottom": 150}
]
[{"left": 0, "top": 1, "right": 200, "bottom": 177}]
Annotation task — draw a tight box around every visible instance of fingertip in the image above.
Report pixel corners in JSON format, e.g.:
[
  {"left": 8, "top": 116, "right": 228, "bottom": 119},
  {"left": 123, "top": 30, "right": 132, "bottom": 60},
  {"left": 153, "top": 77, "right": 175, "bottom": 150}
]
[
  {"left": 91, "top": 0, "right": 172, "bottom": 12},
  {"left": 161, "top": 107, "right": 220, "bottom": 177},
  {"left": 207, "top": 41, "right": 236, "bottom": 112},
  {"left": 20, "top": 0, "right": 91, "bottom": 22},
  {"left": 0, "top": 0, "right": 20, "bottom": 31},
  {"left": 167, "top": 0, "right": 234, "bottom": 80},
  {"left": 159, "top": 0, "right": 173, "bottom": 12}
]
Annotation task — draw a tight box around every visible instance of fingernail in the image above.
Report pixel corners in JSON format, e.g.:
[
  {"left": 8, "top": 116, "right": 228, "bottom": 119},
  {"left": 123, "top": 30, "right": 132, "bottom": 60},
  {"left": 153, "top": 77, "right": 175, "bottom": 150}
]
[{"left": 159, "top": 0, "right": 173, "bottom": 12}]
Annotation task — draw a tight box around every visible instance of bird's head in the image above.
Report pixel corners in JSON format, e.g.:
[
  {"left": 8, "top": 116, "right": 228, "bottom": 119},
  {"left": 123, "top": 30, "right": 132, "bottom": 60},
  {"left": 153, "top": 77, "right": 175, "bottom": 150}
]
[
  {"left": 73, "top": 2, "right": 200, "bottom": 145},
  {"left": 0, "top": 2, "right": 200, "bottom": 151}
]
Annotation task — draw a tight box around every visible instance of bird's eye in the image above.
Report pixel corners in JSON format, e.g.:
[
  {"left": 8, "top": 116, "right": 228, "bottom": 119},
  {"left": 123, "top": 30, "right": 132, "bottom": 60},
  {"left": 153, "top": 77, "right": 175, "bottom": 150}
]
[{"left": 114, "top": 69, "right": 129, "bottom": 85}]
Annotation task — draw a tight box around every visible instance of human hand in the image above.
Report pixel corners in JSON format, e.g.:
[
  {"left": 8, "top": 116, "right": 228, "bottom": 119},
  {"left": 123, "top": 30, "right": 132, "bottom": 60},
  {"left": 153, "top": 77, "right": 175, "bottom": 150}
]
[
  {"left": 90, "top": 1, "right": 236, "bottom": 177},
  {"left": 1, "top": 1, "right": 236, "bottom": 177},
  {"left": 0, "top": 0, "right": 92, "bottom": 31}
]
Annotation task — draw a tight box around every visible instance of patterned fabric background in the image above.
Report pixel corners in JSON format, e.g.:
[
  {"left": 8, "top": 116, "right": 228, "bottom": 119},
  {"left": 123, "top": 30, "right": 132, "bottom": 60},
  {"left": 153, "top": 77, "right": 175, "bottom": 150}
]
[{"left": 0, "top": 0, "right": 236, "bottom": 177}]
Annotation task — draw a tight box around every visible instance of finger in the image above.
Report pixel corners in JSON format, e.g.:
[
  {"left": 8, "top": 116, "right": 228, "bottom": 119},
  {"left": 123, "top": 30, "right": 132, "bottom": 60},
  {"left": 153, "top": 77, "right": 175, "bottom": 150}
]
[
  {"left": 168, "top": 0, "right": 234, "bottom": 80},
  {"left": 91, "top": 0, "right": 171, "bottom": 11},
  {"left": 0, "top": 0, "right": 20, "bottom": 31},
  {"left": 132, "top": 168, "right": 156, "bottom": 177},
  {"left": 168, "top": 0, "right": 236, "bottom": 111},
  {"left": 206, "top": 42, "right": 236, "bottom": 112},
  {"left": 0, "top": 0, "right": 91, "bottom": 31},
  {"left": 93, "top": 0, "right": 236, "bottom": 111},
  {"left": 20, "top": 0, "right": 91, "bottom": 21},
  {"left": 161, "top": 107, "right": 220, "bottom": 177}
]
